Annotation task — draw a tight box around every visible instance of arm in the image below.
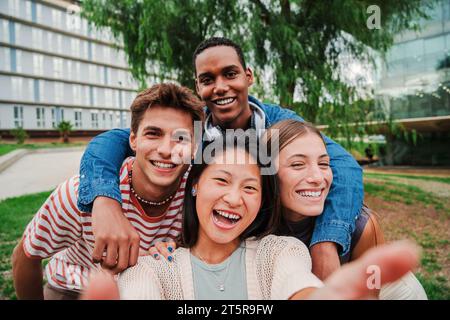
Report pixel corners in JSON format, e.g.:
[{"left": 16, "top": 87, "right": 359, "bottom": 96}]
[
  {"left": 77, "top": 128, "right": 133, "bottom": 213},
  {"left": 12, "top": 239, "right": 44, "bottom": 300},
  {"left": 77, "top": 128, "right": 140, "bottom": 273},
  {"left": 14, "top": 180, "right": 81, "bottom": 299}
]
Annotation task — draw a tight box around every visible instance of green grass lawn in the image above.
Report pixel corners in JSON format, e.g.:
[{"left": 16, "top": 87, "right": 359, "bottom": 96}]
[
  {"left": 0, "top": 191, "right": 51, "bottom": 300},
  {"left": 365, "top": 172, "right": 450, "bottom": 185},
  {"left": 363, "top": 172, "right": 450, "bottom": 299},
  {"left": 0, "top": 142, "right": 87, "bottom": 156}
]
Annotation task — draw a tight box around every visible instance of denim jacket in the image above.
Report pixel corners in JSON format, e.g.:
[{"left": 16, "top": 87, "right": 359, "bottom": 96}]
[{"left": 78, "top": 95, "right": 363, "bottom": 255}]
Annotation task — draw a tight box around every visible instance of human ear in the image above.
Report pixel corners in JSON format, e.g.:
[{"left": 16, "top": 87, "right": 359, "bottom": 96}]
[
  {"left": 129, "top": 131, "right": 137, "bottom": 152},
  {"left": 246, "top": 67, "right": 254, "bottom": 87}
]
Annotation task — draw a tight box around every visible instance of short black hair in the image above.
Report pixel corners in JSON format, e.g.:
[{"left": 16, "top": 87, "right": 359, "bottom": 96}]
[
  {"left": 192, "top": 37, "right": 247, "bottom": 75},
  {"left": 180, "top": 137, "right": 281, "bottom": 248}
]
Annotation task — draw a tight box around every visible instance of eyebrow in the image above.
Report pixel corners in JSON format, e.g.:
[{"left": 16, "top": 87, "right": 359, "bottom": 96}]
[
  {"left": 142, "top": 126, "right": 162, "bottom": 133},
  {"left": 197, "top": 65, "right": 240, "bottom": 79},
  {"left": 213, "top": 169, "right": 260, "bottom": 183},
  {"left": 288, "top": 154, "right": 329, "bottom": 160}
]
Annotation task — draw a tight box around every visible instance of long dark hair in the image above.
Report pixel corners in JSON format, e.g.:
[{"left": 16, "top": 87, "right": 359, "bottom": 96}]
[{"left": 180, "top": 137, "right": 281, "bottom": 248}]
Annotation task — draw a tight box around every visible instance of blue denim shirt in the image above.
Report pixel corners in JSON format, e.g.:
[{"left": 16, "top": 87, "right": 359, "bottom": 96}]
[{"left": 78, "top": 95, "right": 363, "bottom": 255}]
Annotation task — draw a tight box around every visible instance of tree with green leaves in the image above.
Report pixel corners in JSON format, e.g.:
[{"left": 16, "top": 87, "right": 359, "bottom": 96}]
[{"left": 81, "top": 0, "right": 434, "bottom": 128}]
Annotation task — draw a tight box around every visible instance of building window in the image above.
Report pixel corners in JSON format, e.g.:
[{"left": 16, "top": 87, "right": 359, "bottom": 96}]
[
  {"left": 36, "top": 107, "right": 45, "bottom": 128},
  {"left": 11, "top": 77, "right": 23, "bottom": 99},
  {"left": 56, "top": 34, "right": 62, "bottom": 53},
  {"left": 0, "top": 47, "right": 11, "bottom": 72},
  {"left": 71, "top": 38, "right": 80, "bottom": 58},
  {"left": 109, "top": 112, "right": 114, "bottom": 128},
  {"left": 33, "top": 54, "right": 44, "bottom": 75},
  {"left": 16, "top": 50, "right": 22, "bottom": 73},
  {"left": 32, "top": 28, "right": 43, "bottom": 50},
  {"left": 34, "top": 79, "right": 40, "bottom": 102},
  {"left": 51, "top": 108, "right": 56, "bottom": 127},
  {"left": 1, "top": 20, "right": 8, "bottom": 43},
  {"left": 54, "top": 83, "right": 63, "bottom": 103},
  {"left": 52, "top": 9, "right": 62, "bottom": 29},
  {"left": 102, "top": 112, "right": 106, "bottom": 128},
  {"left": 13, "top": 105, "right": 24, "bottom": 128},
  {"left": 53, "top": 58, "right": 63, "bottom": 78},
  {"left": 74, "top": 110, "right": 82, "bottom": 128},
  {"left": 91, "top": 111, "right": 99, "bottom": 128}
]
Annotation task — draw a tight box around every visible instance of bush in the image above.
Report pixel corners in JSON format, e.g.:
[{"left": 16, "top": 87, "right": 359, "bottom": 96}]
[
  {"left": 9, "top": 127, "right": 28, "bottom": 144},
  {"left": 57, "top": 121, "right": 73, "bottom": 143}
]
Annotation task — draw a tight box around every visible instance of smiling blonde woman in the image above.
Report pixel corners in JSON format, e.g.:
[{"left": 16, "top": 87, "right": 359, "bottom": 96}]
[{"left": 265, "top": 119, "right": 427, "bottom": 300}]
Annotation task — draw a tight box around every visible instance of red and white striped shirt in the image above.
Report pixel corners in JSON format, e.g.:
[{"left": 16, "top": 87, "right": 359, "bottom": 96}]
[{"left": 23, "top": 157, "right": 186, "bottom": 292}]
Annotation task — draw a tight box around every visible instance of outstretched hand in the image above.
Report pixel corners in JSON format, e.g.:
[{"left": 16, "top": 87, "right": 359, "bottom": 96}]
[
  {"left": 81, "top": 270, "right": 119, "bottom": 300},
  {"left": 307, "top": 240, "right": 420, "bottom": 300}
]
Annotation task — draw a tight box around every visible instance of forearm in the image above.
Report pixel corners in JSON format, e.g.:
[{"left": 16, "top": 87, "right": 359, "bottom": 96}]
[
  {"left": 12, "top": 242, "right": 44, "bottom": 300},
  {"left": 310, "top": 242, "right": 341, "bottom": 280},
  {"left": 78, "top": 128, "right": 133, "bottom": 212}
]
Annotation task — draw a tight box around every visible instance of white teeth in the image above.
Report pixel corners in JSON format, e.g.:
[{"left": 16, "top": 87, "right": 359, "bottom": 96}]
[
  {"left": 152, "top": 161, "right": 176, "bottom": 169},
  {"left": 215, "top": 98, "right": 234, "bottom": 105},
  {"left": 215, "top": 210, "right": 240, "bottom": 220},
  {"left": 297, "top": 190, "right": 322, "bottom": 197}
]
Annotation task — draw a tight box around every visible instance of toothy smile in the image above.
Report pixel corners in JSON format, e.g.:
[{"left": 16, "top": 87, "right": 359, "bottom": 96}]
[
  {"left": 150, "top": 160, "right": 176, "bottom": 169},
  {"left": 213, "top": 97, "right": 236, "bottom": 106},
  {"left": 212, "top": 209, "right": 242, "bottom": 228},
  {"left": 214, "top": 209, "right": 241, "bottom": 221},
  {"left": 296, "top": 190, "right": 323, "bottom": 198}
]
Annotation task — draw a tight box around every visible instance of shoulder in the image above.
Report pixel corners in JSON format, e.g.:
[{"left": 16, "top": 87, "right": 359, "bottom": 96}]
[
  {"left": 46, "top": 175, "right": 82, "bottom": 215},
  {"left": 119, "top": 157, "right": 135, "bottom": 183},
  {"left": 249, "top": 96, "right": 304, "bottom": 123}
]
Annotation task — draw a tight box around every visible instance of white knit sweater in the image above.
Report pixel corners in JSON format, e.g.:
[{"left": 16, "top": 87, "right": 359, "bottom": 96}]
[{"left": 118, "top": 235, "right": 324, "bottom": 300}]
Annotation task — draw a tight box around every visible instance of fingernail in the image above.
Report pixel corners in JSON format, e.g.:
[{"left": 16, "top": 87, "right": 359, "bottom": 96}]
[
  {"left": 153, "top": 253, "right": 159, "bottom": 259},
  {"left": 168, "top": 256, "right": 173, "bottom": 262},
  {"left": 168, "top": 246, "right": 173, "bottom": 253}
]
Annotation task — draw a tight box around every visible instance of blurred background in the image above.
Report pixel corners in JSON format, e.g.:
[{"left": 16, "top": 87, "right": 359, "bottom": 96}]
[{"left": 0, "top": 0, "right": 448, "bottom": 299}]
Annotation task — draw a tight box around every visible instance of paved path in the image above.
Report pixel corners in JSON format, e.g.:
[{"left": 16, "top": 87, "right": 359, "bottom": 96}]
[{"left": 0, "top": 149, "right": 84, "bottom": 201}]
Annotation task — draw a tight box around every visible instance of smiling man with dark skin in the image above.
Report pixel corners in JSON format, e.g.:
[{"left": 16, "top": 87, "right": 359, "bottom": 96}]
[
  {"left": 76, "top": 37, "right": 364, "bottom": 280},
  {"left": 195, "top": 45, "right": 254, "bottom": 130}
]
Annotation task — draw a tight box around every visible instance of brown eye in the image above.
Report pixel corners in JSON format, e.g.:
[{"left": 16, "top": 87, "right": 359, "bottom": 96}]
[
  {"left": 291, "top": 162, "right": 305, "bottom": 168},
  {"left": 200, "top": 77, "right": 212, "bottom": 85}
]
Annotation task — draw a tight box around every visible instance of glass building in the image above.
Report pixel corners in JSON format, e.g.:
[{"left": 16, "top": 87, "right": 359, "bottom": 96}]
[
  {"left": 0, "top": 0, "right": 142, "bottom": 136},
  {"left": 374, "top": 0, "right": 450, "bottom": 165}
]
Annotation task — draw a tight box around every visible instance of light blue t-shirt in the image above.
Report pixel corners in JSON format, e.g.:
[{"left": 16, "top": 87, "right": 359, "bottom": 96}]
[{"left": 191, "top": 244, "right": 247, "bottom": 300}]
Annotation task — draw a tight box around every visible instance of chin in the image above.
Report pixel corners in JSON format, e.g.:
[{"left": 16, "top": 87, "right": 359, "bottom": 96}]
[
  {"left": 208, "top": 231, "right": 239, "bottom": 245},
  {"left": 295, "top": 205, "right": 324, "bottom": 218}
]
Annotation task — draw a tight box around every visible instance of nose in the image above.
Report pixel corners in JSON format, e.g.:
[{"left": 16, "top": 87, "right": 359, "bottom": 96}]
[
  {"left": 157, "top": 135, "right": 172, "bottom": 159},
  {"left": 305, "top": 165, "right": 323, "bottom": 185},
  {"left": 222, "top": 186, "right": 244, "bottom": 208},
  {"left": 213, "top": 76, "right": 229, "bottom": 95}
]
